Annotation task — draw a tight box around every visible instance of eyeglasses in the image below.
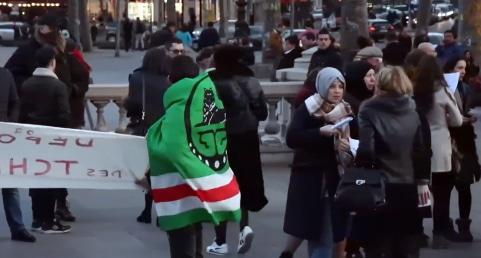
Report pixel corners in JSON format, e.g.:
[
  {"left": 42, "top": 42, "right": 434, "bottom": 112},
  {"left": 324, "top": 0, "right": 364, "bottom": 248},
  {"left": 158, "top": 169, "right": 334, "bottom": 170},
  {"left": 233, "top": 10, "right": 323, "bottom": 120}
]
[{"left": 170, "top": 49, "right": 184, "bottom": 54}]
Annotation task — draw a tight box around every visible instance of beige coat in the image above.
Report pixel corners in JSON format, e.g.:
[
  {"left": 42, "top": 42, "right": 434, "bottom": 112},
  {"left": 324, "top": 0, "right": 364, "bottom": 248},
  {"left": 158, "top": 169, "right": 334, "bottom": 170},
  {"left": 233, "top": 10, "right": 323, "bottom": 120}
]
[{"left": 427, "top": 86, "right": 463, "bottom": 173}]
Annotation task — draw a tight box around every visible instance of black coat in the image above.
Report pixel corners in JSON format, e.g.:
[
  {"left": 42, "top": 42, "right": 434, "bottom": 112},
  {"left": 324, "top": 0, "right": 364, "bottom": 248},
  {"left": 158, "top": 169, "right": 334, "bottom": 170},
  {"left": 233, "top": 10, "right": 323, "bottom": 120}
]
[
  {"left": 382, "top": 42, "right": 409, "bottom": 66},
  {"left": 4, "top": 40, "right": 41, "bottom": 92},
  {"left": 286, "top": 103, "right": 338, "bottom": 182},
  {"left": 284, "top": 103, "right": 343, "bottom": 240},
  {"left": 308, "top": 47, "right": 343, "bottom": 73},
  {"left": 212, "top": 74, "right": 267, "bottom": 134},
  {"left": 20, "top": 75, "right": 71, "bottom": 128},
  {"left": 0, "top": 68, "right": 19, "bottom": 122},
  {"left": 67, "top": 53, "right": 90, "bottom": 128},
  {"left": 198, "top": 27, "right": 220, "bottom": 50},
  {"left": 5, "top": 39, "right": 76, "bottom": 98},
  {"left": 277, "top": 47, "right": 303, "bottom": 70},
  {"left": 356, "top": 95, "right": 430, "bottom": 184},
  {"left": 124, "top": 70, "right": 170, "bottom": 130}
]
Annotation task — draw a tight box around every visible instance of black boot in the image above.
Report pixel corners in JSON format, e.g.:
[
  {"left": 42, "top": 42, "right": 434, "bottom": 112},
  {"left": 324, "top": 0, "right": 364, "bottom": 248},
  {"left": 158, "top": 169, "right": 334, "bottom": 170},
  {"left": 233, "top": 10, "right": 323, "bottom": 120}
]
[
  {"left": 279, "top": 251, "right": 293, "bottom": 258},
  {"left": 56, "top": 199, "right": 76, "bottom": 222},
  {"left": 456, "top": 218, "right": 473, "bottom": 242},
  {"left": 136, "top": 193, "right": 152, "bottom": 224},
  {"left": 443, "top": 218, "right": 462, "bottom": 242}
]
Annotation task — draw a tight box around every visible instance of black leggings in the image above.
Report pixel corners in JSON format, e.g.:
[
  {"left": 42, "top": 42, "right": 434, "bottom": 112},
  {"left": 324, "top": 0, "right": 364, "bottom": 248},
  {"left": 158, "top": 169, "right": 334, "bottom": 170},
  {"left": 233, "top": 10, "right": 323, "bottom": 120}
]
[
  {"left": 214, "top": 209, "right": 249, "bottom": 245},
  {"left": 455, "top": 183, "right": 472, "bottom": 219},
  {"left": 432, "top": 173, "right": 455, "bottom": 234}
]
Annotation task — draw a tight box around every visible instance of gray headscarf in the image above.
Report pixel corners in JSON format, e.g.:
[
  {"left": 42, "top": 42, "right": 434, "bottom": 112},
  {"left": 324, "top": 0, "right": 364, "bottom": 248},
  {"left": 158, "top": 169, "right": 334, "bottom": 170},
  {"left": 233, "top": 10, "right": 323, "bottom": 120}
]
[{"left": 315, "top": 67, "right": 346, "bottom": 98}]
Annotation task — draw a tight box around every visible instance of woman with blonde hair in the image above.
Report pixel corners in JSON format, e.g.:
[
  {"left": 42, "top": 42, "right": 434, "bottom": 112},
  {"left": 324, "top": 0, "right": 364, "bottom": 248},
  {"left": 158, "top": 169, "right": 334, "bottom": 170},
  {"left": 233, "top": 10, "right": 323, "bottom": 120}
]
[{"left": 355, "top": 66, "right": 431, "bottom": 257}]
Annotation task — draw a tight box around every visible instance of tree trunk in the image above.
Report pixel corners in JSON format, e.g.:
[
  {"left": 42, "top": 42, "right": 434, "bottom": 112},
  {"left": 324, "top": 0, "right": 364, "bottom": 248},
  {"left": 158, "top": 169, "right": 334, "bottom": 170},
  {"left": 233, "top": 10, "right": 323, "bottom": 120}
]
[
  {"left": 219, "top": 0, "right": 226, "bottom": 37},
  {"left": 236, "top": 0, "right": 247, "bottom": 22},
  {"left": 79, "top": 0, "right": 93, "bottom": 52},
  {"left": 340, "top": 0, "right": 368, "bottom": 59},
  {"left": 68, "top": 0, "right": 80, "bottom": 42},
  {"left": 158, "top": 0, "right": 165, "bottom": 24},
  {"left": 166, "top": 0, "right": 176, "bottom": 25},
  {"left": 416, "top": 0, "right": 432, "bottom": 36},
  {"left": 262, "top": 0, "right": 281, "bottom": 62},
  {"left": 114, "top": 0, "right": 121, "bottom": 57},
  {"left": 463, "top": 1, "right": 481, "bottom": 61}
]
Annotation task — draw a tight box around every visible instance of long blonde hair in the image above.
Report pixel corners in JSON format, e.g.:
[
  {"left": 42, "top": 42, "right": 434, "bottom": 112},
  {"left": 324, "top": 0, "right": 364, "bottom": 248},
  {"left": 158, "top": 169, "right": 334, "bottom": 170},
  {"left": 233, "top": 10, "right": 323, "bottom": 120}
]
[{"left": 376, "top": 66, "right": 413, "bottom": 96}]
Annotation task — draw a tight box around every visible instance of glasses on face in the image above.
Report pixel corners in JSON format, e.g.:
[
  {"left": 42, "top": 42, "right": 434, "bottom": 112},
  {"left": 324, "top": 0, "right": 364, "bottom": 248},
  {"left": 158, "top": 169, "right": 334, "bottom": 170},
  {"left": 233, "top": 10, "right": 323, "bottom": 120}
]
[
  {"left": 170, "top": 49, "right": 184, "bottom": 55},
  {"left": 318, "top": 37, "right": 330, "bottom": 42}
]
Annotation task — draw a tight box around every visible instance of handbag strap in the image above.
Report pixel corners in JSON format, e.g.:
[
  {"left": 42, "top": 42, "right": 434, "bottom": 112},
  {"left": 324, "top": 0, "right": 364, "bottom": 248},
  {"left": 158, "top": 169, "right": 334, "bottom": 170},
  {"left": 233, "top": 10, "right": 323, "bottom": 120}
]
[{"left": 141, "top": 74, "right": 146, "bottom": 121}]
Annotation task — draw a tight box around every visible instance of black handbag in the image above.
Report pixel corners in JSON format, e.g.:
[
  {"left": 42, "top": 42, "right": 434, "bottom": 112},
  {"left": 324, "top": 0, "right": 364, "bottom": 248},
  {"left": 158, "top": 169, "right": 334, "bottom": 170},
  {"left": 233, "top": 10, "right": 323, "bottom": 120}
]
[
  {"left": 334, "top": 166, "right": 387, "bottom": 212},
  {"left": 126, "top": 75, "right": 148, "bottom": 136}
]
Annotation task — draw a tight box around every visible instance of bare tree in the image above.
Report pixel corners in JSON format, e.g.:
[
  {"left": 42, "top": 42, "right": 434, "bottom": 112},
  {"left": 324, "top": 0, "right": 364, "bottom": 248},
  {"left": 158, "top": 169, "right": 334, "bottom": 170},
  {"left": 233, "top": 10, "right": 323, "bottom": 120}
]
[
  {"left": 416, "top": 0, "right": 432, "bottom": 36},
  {"left": 79, "top": 0, "right": 93, "bottom": 52},
  {"left": 68, "top": 0, "right": 80, "bottom": 42},
  {"left": 166, "top": 0, "right": 177, "bottom": 25},
  {"left": 462, "top": 1, "right": 481, "bottom": 60},
  {"left": 340, "top": 0, "right": 368, "bottom": 58},
  {"left": 218, "top": 0, "right": 226, "bottom": 37},
  {"left": 115, "top": 0, "right": 122, "bottom": 57},
  {"left": 262, "top": 0, "right": 281, "bottom": 62}
]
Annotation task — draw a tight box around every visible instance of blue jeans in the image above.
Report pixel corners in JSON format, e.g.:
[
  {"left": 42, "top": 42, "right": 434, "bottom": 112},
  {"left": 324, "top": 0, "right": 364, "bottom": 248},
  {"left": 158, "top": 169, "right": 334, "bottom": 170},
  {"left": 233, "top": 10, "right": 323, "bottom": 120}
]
[
  {"left": 307, "top": 198, "right": 334, "bottom": 258},
  {"left": 2, "top": 188, "right": 26, "bottom": 233}
]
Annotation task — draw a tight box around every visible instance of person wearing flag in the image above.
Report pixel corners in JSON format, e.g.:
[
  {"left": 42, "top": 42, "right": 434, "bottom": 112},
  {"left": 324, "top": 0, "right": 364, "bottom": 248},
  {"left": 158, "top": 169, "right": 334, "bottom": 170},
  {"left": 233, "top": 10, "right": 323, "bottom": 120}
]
[{"left": 141, "top": 55, "right": 241, "bottom": 258}]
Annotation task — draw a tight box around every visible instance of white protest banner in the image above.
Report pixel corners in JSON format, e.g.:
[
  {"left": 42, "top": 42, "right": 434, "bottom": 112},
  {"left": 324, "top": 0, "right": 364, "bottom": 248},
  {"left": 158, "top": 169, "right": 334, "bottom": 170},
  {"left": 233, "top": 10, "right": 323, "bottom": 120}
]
[{"left": 0, "top": 122, "right": 149, "bottom": 189}]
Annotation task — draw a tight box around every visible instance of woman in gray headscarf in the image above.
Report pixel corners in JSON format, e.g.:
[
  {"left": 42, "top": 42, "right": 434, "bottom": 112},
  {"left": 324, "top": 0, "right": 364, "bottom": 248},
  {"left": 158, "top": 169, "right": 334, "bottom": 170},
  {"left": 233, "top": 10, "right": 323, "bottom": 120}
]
[{"left": 280, "top": 67, "right": 353, "bottom": 258}]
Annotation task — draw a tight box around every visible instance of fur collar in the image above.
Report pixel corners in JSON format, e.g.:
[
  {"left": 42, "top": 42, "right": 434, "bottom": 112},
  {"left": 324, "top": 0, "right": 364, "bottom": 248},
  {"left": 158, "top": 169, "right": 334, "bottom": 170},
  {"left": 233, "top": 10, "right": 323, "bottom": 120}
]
[{"left": 33, "top": 68, "right": 58, "bottom": 79}]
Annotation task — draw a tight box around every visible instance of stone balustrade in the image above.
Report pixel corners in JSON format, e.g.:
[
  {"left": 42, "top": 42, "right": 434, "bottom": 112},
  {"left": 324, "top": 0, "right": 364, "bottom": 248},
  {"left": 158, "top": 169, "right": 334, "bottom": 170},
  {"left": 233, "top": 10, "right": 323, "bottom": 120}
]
[
  {"left": 85, "top": 81, "right": 303, "bottom": 148},
  {"left": 275, "top": 46, "right": 316, "bottom": 82}
]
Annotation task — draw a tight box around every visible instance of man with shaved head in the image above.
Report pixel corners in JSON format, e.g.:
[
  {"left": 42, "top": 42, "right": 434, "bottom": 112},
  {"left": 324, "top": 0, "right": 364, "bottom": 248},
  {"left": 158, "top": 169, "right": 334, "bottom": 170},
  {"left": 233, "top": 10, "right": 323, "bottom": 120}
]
[{"left": 418, "top": 42, "right": 437, "bottom": 57}]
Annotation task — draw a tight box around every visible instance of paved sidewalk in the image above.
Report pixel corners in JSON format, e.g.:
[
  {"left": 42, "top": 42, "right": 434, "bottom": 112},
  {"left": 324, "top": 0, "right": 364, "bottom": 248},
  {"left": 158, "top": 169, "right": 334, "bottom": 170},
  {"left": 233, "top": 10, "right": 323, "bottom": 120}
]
[{"left": 0, "top": 154, "right": 480, "bottom": 258}]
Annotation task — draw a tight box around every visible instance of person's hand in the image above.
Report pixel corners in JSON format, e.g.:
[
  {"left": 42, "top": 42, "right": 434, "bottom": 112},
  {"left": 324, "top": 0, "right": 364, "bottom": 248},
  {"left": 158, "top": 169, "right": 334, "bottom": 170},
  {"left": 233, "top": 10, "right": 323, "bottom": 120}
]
[
  {"left": 135, "top": 176, "right": 150, "bottom": 190},
  {"left": 338, "top": 138, "right": 350, "bottom": 153},
  {"left": 319, "top": 124, "right": 339, "bottom": 137},
  {"left": 463, "top": 116, "right": 477, "bottom": 124}
]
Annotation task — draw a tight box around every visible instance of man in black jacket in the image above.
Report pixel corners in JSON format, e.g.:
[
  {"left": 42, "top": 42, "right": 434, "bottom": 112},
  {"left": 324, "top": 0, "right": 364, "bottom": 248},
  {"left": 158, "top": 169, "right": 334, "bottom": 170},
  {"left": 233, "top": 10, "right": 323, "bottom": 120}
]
[
  {"left": 5, "top": 14, "right": 77, "bottom": 222},
  {"left": 21, "top": 47, "right": 72, "bottom": 234},
  {"left": 382, "top": 31, "right": 409, "bottom": 66},
  {"left": 0, "top": 67, "right": 36, "bottom": 242},
  {"left": 198, "top": 22, "right": 220, "bottom": 50},
  {"left": 308, "top": 28, "right": 343, "bottom": 72},
  {"left": 277, "top": 35, "right": 303, "bottom": 70}
]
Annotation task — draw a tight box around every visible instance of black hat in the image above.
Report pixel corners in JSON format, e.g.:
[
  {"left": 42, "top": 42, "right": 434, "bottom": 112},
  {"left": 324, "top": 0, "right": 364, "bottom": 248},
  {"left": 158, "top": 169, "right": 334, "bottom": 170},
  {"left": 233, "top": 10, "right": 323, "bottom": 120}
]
[{"left": 38, "top": 13, "right": 60, "bottom": 28}]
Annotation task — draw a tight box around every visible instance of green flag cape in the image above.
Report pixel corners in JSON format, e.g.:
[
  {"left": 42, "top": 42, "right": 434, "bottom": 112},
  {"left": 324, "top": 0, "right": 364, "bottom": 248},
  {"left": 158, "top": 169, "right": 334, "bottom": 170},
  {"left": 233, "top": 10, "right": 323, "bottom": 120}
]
[{"left": 147, "top": 73, "right": 241, "bottom": 231}]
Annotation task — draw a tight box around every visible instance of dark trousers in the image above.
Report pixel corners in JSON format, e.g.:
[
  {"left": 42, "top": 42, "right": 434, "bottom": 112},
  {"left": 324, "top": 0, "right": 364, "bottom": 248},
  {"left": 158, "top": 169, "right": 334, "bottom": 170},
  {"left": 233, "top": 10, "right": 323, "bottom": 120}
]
[
  {"left": 167, "top": 224, "right": 203, "bottom": 258},
  {"left": 432, "top": 173, "right": 455, "bottom": 234},
  {"left": 214, "top": 209, "right": 249, "bottom": 245},
  {"left": 30, "top": 189, "right": 57, "bottom": 225},
  {"left": 365, "top": 235, "right": 419, "bottom": 258},
  {"left": 454, "top": 183, "right": 471, "bottom": 219},
  {"left": 2, "top": 188, "right": 26, "bottom": 233}
]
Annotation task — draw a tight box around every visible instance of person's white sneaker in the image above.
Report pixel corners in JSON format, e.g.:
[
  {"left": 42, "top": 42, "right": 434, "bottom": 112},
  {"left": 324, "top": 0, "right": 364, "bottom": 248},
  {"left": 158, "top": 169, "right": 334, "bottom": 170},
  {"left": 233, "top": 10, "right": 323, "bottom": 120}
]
[
  {"left": 206, "top": 240, "right": 228, "bottom": 255},
  {"left": 237, "top": 226, "right": 254, "bottom": 254}
]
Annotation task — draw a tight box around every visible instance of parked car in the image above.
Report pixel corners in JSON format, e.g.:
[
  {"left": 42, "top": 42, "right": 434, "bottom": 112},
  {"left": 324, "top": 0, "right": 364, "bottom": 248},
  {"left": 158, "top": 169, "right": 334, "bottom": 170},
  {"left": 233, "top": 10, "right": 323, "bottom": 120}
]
[
  {"left": 368, "top": 19, "right": 394, "bottom": 42},
  {"left": 428, "top": 32, "right": 444, "bottom": 47},
  {"left": 0, "top": 21, "right": 28, "bottom": 43}
]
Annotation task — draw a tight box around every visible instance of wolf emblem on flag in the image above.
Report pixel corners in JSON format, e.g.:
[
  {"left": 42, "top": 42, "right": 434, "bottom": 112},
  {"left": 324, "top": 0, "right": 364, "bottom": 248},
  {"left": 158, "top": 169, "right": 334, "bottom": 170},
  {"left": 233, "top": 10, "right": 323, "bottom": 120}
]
[{"left": 147, "top": 73, "right": 241, "bottom": 231}]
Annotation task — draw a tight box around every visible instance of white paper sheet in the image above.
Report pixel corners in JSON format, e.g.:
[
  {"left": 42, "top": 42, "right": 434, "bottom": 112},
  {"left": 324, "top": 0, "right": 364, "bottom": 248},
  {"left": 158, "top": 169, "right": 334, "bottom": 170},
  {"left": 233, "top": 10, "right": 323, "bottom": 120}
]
[
  {"left": 444, "top": 72, "right": 460, "bottom": 93},
  {"left": 333, "top": 117, "right": 353, "bottom": 130},
  {"left": 349, "top": 138, "right": 359, "bottom": 157}
]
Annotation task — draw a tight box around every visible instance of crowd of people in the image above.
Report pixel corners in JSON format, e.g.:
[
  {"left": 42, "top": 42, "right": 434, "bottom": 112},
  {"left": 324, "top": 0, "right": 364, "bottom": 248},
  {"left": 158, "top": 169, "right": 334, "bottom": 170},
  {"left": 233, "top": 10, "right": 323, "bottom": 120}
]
[
  {"left": 272, "top": 24, "right": 481, "bottom": 258},
  {"left": 1, "top": 12, "right": 481, "bottom": 258}
]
